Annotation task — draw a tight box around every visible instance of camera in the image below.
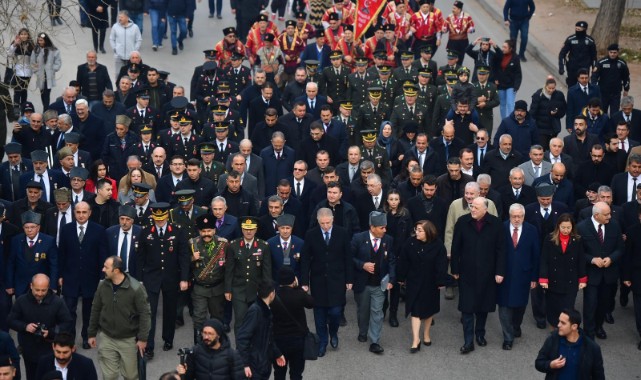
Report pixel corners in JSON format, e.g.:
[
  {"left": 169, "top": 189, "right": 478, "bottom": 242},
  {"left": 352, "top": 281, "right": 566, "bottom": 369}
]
[
  {"left": 18, "top": 117, "right": 30, "bottom": 127},
  {"left": 177, "top": 347, "right": 193, "bottom": 365},
  {"left": 34, "top": 323, "right": 47, "bottom": 337}
]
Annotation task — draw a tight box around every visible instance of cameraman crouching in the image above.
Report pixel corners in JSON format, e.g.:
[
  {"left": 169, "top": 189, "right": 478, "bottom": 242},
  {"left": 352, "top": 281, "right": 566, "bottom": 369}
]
[{"left": 176, "top": 319, "right": 245, "bottom": 379}]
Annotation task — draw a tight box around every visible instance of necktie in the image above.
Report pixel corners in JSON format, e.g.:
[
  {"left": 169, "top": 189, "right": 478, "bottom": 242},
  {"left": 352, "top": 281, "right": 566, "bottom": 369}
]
[
  {"left": 205, "top": 166, "right": 210, "bottom": 174},
  {"left": 66, "top": 172, "right": 70, "bottom": 179},
  {"left": 410, "top": 106, "right": 414, "bottom": 115},
  {"left": 38, "top": 174, "right": 45, "bottom": 188},
  {"left": 512, "top": 228, "right": 518, "bottom": 248},
  {"left": 633, "top": 177, "right": 638, "bottom": 201},
  {"left": 159, "top": 227, "right": 165, "bottom": 238},
  {"left": 296, "top": 182, "right": 301, "bottom": 197},
  {"left": 235, "top": 69, "right": 239, "bottom": 75},
  {"left": 59, "top": 212, "right": 66, "bottom": 232},
  {"left": 373, "top": 106, "right": 377, "bottom": 114},
  {"left": 350, "top": 166, "right": 356, "bottom": 181},
  {"left": 515, "top": 189, "right": 520, "bottom": 199},
  {"left": 597, "top": 224, "right": 604, "bottom": 244},
  {"left": 138, "top": 207, "right": 144, "bottom": 217},
  {"left": 220, "top": 142, "right": 225, "bottom": 152},
  {"left": 186, "top": 210, "right": 191, "bottom": 219},
  {"left": 480, "top": 148, "right": 485, "bottom": 164},
  {"left": 121, "top": 139, "right": 126, "bottom": 150},
  {"left": 157, "top": 167, "right": 162, "bottom": 177},
  {"left": 311, "top": 100, "right": 315, "bottom": 109},
  {"left": 216, "top": 219, "right": 222, "bottom": 229},
  {"left": 534, "top": 166, "right": 540, "bottom": 178},
  {"left": 445, "top": 143, "right": 450, "bottom": 160},
  {"left": 421, "top": 86, "right": 426, "bottom": 92},
  {"left": 296, "top": 118, "right": 301, "bottom": 125},
  {"left": 324, "top": 231, "right": 330, "bottom": 245},
  {"left": 11, "top": 167, "right": 20, "bottom": 200},
  {"left": 78, "top": 226, "right": 85, "bottom": 243},
  {"left": 283, "top": 241, "right": 288, "bottom": 251},
  {"left": 276, "top": 151, "right": 281, "bottom": 160},
  {"left": 374, "top": 196, "right": 379, "bottom": 209},
  {"left": 373, "top": 238, "right": 379, "bottom": 252},
  {"left": 74, "top": 195, "right": 79, "bottom": 204},
  {"left": 140, "top": 109, "right": 145, "bottom": 118},
  {"left": 368, "top": 149, "right": 373, "bottom": 157},
  {"left": 583, "top": 86, "right": 588, "bottom": 96},
  {"left": 184, "top": 137, "right": 189, "bottom": 146},
  {"left": 121, "top": 231, "right": 129, "bottom": 272},
  {"left": 419, "top": 152, "right": 424, "bottom": 168},
  {"left": 29, "top": 240, "right": 34, "bottom": 248},
  {"left": 621, "top": 140, "right": 626, "bottom": 152},
  {"left": 543, "top": 208, "right": 549, "bottom": 220}
]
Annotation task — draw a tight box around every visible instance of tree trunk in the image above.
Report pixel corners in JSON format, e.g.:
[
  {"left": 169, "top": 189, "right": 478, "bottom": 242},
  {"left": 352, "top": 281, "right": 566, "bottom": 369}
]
[{"left": 591, "top": 0, "right": 626, "bottom": 55}]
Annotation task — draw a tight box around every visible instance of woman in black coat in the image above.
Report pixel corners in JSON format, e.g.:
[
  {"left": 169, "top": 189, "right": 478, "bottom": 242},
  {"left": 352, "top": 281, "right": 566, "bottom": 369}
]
[
  {"left": 377, "top": 121, "right": 405, "bottom": 177},
  {"left": 539, "top": 213, "right": 587, "bottom": 328},
  {"left": 397, "top": 220, "right": 448, "bottom": 352},
  {"left": 529, "top": 76, "right": 567, "bottom": 149},
  {"left": 384, "top": 190, "right": 412, "bottom": 326},
  {"left": 492, "top": 39, "right": 522, "bottom": 120}
]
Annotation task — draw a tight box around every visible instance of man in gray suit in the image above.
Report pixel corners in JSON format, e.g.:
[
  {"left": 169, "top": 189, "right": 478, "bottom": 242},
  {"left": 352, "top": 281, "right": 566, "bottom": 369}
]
[
  {"left": 518, "top": 145, "right": 552, "bottom": 186},
  {"left": 226, "top": 139, "right": 265, "bottom": 199},
  {"left": 218, "top": 153, "right": 259, "bottom": 200}
]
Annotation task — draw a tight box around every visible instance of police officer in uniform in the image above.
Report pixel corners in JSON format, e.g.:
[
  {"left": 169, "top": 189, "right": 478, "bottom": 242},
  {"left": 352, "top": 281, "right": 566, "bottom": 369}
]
[
  {"left": 360, "top": 130, "right": 391, "bottom": 185},
  {"left": 197, "top": 142, "right": 226, "bottom": 186},
  {"left": 190, "top": 214, "right": 230, "bottom": 343},
  {"left": 127, "top": 86, "right": 163, "bottom": 135},
  {"left": 472, "top": 65, "right": 500, "bottom": 133},
  {"left": 319, "top": 50, "right": 350, "bottom": 111},
  {"left": 224, "top": 52, "right": 253, "bottom": 100},
  {"left": 136, "top": 202, "right": 190, "bottom": 359},
  {"left": 558, "top": 21, "right": 597, "bottom": 87},
  {"left": 131, "top": 125, "right": 159, "bottom": 166},
  {"left": 354, "top": 87, "right": 390, "bottom": 138},
  {"left": 125, "top": 183, "right": 153, "bottom": 227},
  {"left": 224, "top": 216, "right": 272, "bottom": 332},
  {"left": 592, "top": 44, "right": 631, "bottom": 115},
  {"left": 346, "top": 57, "right": 375, "bottom": 108},
  {"left": 194, "top": 62, "right": 221, "bottom": 119},
  {"left": 169, "top": 113, "right": 203, "bottom": 161}
]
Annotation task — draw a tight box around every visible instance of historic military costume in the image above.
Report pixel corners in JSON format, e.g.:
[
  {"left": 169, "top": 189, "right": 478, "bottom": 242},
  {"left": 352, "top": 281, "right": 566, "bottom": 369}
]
[
  {"left": 324, "top": 14, "right": 344, "bottom": 49},
  {"left": 224, "top": 216, "right": 272, "bottom": 331},
  {"left": 245, "top": 14, "right": 280, "bottom": 64},
  {"left": 214, "top": 27, "right": 246, "bottom": 69},
  {"left": 190, "top": 214, "right": 230, "bottom": 342},
  {"left": 278, "top": 21, "right": 306, "bottom": 85},
  {"left": 409, "top": 1, "right": 444, "bottom": 57},
  {"left": 335, "top": 28, "right": 364, "bottom": 72},
  {"left": 255, "top": 33, "right": 285, "bottom": 85},
  {"left": 443, "top": 1, "right": 475, "bottom": 64}
]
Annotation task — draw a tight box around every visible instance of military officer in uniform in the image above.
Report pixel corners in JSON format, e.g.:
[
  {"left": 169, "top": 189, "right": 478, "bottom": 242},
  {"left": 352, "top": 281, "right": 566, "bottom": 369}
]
[
  {"left": 6, "top": 210, "right": 59, "bottom": 297},
  {"left": 197, "top": 142, "right": 226, "bottom": 187},
  {"left": 208, "top": 122, "right": 240, "bottom": 164},
  {"left": 203, "top": 105, "right": 244, "bottom": 143},
  {"left": 131, "top": 125, "right": 159, "bottom": 167},
  {"left": 472, "top": 65, "right": 500, "bottom": 135},
  {"left": 278, "top": 21, "right": 306, "bottom": 88},
  {"left": 190, "top": 214, "right": 230, "bottom": 343},
  {"left": 224, "top": 216, "right": 272, "bottom": 332},
  {"left": 304, "top": 60, "right": 321, "bottom": 84},
  {"left": 360, "top": 130, "right": 391, "bottom": 185},
  {"left": 354, "top": 87, "right": 390, "bottom": 138},
  {"left": 369, "top": 65, "right": 398, "bottom": 110},
  {"left": 194, "top": 62, "right": 221, "bottom": 119},
  {"left": 436, "top": 49, "right": 462, "bottom": 87},
  {"left": 319, "top": 50, "right": 350, "bottom": 111},
  {"left": 169, "top": 113, "right": 203, "bottom": 161},
  {"left": 592, "top": 44, "right": 631, "bottom": 115},
  {"left": 136, "top": 202, "right": 190, "bottom": 359},
  {"left": 346, "top": 57, "right": 375, "bottom": 108},
  {"left": 224, "top": 52, "right": 253, "bottom": 100},
  {"left": 412, "top": 45, "right": 439, "bottom": 76},
  {"left": 393, "top": 51, "right": 419, "bottom": 84},
  {"left": 558, "top": 21, "right": 597, "bottom": 87},
  {"left": 335, "top": 100, "right": 358, "bottom": 147},
  {"left": 126, "top": 183, "right": 153, "bottom": 227},
  {"left": 432, "top": 74, "right": 456, "bottom": 134},
  {"left": 390, "top": 84, "right": 429, "bottom": 136},
  {"left": 127, "top": 87, "right": 163, "bottom": 135}
]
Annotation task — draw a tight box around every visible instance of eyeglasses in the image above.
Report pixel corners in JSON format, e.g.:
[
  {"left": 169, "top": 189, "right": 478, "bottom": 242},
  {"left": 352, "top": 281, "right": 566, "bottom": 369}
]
[
  {"left": 476, "top": 136, "right": 486, "bottom": 140},
  {"left": 293, "top": 168, "right": 306, "bottom": 171}
]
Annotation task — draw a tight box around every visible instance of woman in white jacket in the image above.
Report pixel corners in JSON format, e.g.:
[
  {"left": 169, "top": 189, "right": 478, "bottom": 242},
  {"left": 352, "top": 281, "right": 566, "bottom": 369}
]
[
  {"left": 30, "top": 32, "right": 62, "bottom": 110},
  {"left": 110, "top": 11, "right": 142, "bottom": 73},
  {"left": 7, "top": 28, "right": 35, "bottom": 106}
]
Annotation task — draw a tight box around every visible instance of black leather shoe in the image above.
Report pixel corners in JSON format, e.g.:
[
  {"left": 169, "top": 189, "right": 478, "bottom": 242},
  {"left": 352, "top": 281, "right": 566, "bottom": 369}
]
[
  {"left": 223, "top": 323, "right": 231, "bottom": 333},
  {"left": 514, "top": 328, "right": 522, "bottom": 338},
  {"left": 208, "top": 13, "right": 214, "bottom": 18},
  {"left": 178, "top": 40, "right": 184, "bottom": 50},
  {"left": 621, "top": 293, "right": 629, "bottom": 307},
  {"left": 176, "top": 317, "right": 184, "bottom": 327},
  {"left": 502, "top": 342, "right": 513, "bottom": 350},
  {"left": 460, "top": 344, "right": 474, "bottom": 354},
  {"left": 595, "top": 328, "right": 607, "bottom": 339},
  {"left": 163, "top": 342, "right": 173, "bottom": 351},
  {"left": 410, "top": 344, "right": 421, "bottom": 353},
  {"left": 475, "top": 336, "right": 487, "bottom": 347},
  {"left": 330, "top": 335, "right": 338, "bottom": 349},
  {"left": 519, "top": 55, "right": 527, "bottom": 62},
  {"left": 318, "top": 346, "right": 326, "bottom": 357},
  {"left": 389, "top": 315, "right": 399, "bottom": 327},
  {"left": 369, "top": 343, "right": 384, "bottom": 354},
  {"left": 82, "top": 341, "right": 91, "bottom": 349},
  {"left": 144, "top": 350, "right": 154, "bottom": 360},
  {"left": 357, "top": 334, "right": 367, "bottom": 342},
  {"left": 172, "top": 48, "right": 177, "bottom": 55},
  {"left": 340, "top": 314, "right": 347, "bottom": 326},
  {"left": 188, "top": 29, "right": 193, "bottom": 37},
  {"left": 604, "top": 312, "right": 614, "bottom": 324},
  {"left": 536, "top": 321, "right": 546, "bottom": 329}
]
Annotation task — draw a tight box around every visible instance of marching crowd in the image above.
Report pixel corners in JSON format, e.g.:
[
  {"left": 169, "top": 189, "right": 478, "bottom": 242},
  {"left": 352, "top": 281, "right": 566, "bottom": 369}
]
[{"left": 0, "top": 0, "right": 637, "bottom": 378}]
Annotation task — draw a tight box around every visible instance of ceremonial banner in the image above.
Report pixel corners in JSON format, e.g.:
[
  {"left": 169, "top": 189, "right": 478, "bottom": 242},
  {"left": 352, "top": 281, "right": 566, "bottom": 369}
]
[{"left": 354, "top": 0, "right": 387, "bottom": 41}]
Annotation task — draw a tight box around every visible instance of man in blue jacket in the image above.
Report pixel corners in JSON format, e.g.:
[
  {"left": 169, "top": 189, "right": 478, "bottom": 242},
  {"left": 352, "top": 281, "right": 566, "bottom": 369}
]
[{"left": 503, "top": 0, "right": 535, "bottom": 61}]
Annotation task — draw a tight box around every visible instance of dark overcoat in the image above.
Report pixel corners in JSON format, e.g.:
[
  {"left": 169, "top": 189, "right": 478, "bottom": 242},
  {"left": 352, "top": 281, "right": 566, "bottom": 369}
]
[{"left": 497, "top": 221, "right": 540, "bottom": 307}]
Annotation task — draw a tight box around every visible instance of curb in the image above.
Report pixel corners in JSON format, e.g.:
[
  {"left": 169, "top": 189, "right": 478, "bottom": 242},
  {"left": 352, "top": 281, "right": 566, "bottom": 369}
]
[{"left": 475, "top": 0, "right": 566, "bottom": 87}]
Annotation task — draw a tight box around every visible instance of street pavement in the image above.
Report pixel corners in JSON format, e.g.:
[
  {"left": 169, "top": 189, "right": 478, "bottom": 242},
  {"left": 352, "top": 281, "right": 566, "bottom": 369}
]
[{"left": 6, "top": 1, "right": 641, "bottom": 379}]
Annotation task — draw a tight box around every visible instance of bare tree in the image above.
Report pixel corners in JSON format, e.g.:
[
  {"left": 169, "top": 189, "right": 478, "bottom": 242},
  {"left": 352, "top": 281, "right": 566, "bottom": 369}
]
[{"left": 591, "top": 0, "right": 626, "bottom": 55}]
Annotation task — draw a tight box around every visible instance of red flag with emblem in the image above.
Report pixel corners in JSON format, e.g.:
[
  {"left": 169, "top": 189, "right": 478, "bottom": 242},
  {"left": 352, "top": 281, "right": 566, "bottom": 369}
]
[{"left": 354, "top": 0, "right": 387, "bottom": 41}]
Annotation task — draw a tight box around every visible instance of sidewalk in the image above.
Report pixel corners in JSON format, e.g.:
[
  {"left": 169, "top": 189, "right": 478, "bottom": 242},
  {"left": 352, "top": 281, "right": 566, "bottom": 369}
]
[{"left": 476, "top": 0, "right": 641, "bottom": 101}]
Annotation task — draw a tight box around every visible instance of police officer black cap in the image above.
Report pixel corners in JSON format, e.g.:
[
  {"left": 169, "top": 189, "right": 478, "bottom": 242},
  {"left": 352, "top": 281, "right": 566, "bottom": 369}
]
[
  {"left": 134, "top": 86, "right": 150, "bottom": 98},
  {"left": 607, "top": 44, "right": 619, "bottom": 51},
  {"left": 170, "top": 96, "right": 190, "bottom": 110},
  {"left": 575, "top": 21, "right": 588, "bottom": 29},
  {"left": 231, "top": 52, "right": 244, "bottom": 60},
  {"left": 203, "top": 61, "right": 217, "bottom": 72},
  {"left": 158, "top": 70, "right": 170, "bottom": 80},
  {"left": 127, "top": 63, "right": 140, "bottom": 73},
  {"left": 203, "top": 49, "right": 216, "bottom": 59}
]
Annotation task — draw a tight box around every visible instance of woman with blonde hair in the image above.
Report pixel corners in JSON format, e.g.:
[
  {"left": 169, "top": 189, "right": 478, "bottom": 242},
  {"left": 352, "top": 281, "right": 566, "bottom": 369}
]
[{"left": 118, "top": 168, "right": 156, "bottom": 204}]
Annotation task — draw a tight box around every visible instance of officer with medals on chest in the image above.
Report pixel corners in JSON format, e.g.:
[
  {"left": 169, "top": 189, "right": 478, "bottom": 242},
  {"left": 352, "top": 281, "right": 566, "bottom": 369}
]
[
  {"left": 224, "top": 216, "right": 272, "bottom": 333},
  {"left": 189, "top": 213, "right": 230, "bottom": 343},
  {"left": 360, "top": 130, "right": 391, "bottom": 185},
  {"left": 197, "top": 142, "right": 225, "bottom": 187}
]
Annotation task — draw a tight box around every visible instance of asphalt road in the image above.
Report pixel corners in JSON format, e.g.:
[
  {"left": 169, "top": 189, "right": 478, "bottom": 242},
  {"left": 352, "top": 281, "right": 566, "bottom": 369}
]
[{"left": 6, "top": 1, "right": 641, "bottom": 379}]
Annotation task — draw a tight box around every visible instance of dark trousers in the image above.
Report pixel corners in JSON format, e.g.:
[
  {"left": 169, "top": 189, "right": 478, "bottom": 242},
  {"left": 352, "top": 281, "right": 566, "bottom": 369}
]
[
  {"left": 583, "top": 281, "right": 616, "bottom": 336},
  {"left": 508, "top": 18, "right": 529, "bottom": 56},
  {"left": 446, "top": 39, "right": 469, "bottom": 65},
  {"left": 64, "top": 295, "right": 93, "bottom": 340},
  {"left": 208, "top": 0, "right": 223, "bottom": 16},
  {"left": 40, "top": 88, "right": 51, "bottom": 110},
  {"left": 633, "top": 292, "right": 641, "bottom": 336},
  {"left": 24, "top": 359, "right": 38, "bottom": 380},
  {"left": 176, "top": 286, "right": 193, "bottom": 322},
  {"left": 224, "top": 299, "right": 233, "bottom": 325},
  {"left": 47, "top": 0, "right": 61, "bottom": 17},
  {"left": 601, "top": 91, "right": 621, "bottom": 115},
  {"left": 0, "top": 291, "right": 11, "bottom": 331},
  {"left": 498, "top": 306, "right": 526, "bottom": 344},
  {"left": 91, "top": 28, "right": 107, "bottom": 50},
  {"left": 412, "top": 38, "right": 437, "bottom": 59},
  {"left": 531, "top": 285, "right": 547, "bottom": 324},
  {"left": 461, "top": 312, "right": 488, "bottom": 346},
  {"left": 13, "top": 76, "right": 31, "bottom": 105},
  {"left": 313, "top": 306, "right": 341, "bottom": 349},
  {"left": 273, "top": 336, "right": 306, "bottom": 380},
  {"left": 147, "top": 288, "right": 179, "bottom": 351},
  {"left": 270, "top": 0, "right": 287, "bottom": 17}
]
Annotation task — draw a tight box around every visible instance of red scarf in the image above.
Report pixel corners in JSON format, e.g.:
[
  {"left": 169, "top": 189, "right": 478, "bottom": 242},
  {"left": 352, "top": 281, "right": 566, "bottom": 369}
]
[{"left": 559, "top": 233, "right": 570, "bottom": 254}]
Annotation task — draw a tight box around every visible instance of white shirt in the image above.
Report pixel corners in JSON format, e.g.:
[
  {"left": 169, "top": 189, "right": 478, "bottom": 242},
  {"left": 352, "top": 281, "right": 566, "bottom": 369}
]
[
  {"left": 369, "top": 232, "right": 380, "bottom": 249},
  {"left": 461, "top": 167, "right": 474, "bottom": 176},
  {"left": 294, "top": 178, "right": 305, "bottom": 195},
  {"left": 72, "top": 190, "right": 84, "bottom": 203},
  {"left": 172, "top": 175, "right": 183, "bottom": 187},
  {"left": 371, "top": 190, "right": 383, "bottom": 207},
  {"left": 549, "top": 153, "right": 561, "bottom": 164},
  {"left": 73, "top": 152, "right": 79, "bottom": 166},
  {"left": 216, "top": 138, "right": 228, "bottom": 149},
  {"left": 77, "top": 221, "right": 88, "bottom": 238},
  {"left": 35, "top": 170, "right": 51, "bottom": 203},
  {"left": 245, "top": 155, "right": 251, "bottom": 171},
  {"left": 510, "top": 223, "right": 522, "bottom": 243},
  {"left": 591, "top": 216, "right": 605, "bottom": 235},
  {"left": 56, "top": 207, "right": 71, "bottom": 244},
  {"left": 54, "top": 359, "right": 69, "bottom": 380},
  {"left": 628, "top": 172, "right": 639, "bottom": 201},
  {"left": 540, "top": 205, "right": 551, "bottom": 216},
  {"left": 118, "top": 228, "right": 133, "bottom": 270}
]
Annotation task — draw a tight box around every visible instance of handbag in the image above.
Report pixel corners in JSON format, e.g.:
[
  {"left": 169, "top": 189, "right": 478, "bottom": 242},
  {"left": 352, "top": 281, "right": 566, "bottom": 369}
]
[
  {"left": 3, "top": 58, "right": 17, "bottom": 88},
  {"left": 276, "top": 294, "right": 320, "bottom": 360}
]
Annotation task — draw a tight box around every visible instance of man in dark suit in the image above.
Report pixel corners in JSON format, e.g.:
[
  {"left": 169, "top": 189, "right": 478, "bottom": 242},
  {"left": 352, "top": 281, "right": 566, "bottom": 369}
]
[
  {"left": 278, "top": 102, "right": 314, "bottom": 151},
  {"left": 232, "top": 139, "right": 265, "bottom": 198},
  {"left": 155, "top": 155, "right": 186, "bottom": 204},
  {"left": 610, "top": 96, "right": 641, "bottom": 142},
  {"left": 0, "top": 206, "right": 20, "bottom": 332},
  {"left": 100, "top": 115, "right": 140, "bottom": 182},
  {"left": 267, "top": 214, "right": 304, "bottom": 280},
  {"left": 562, "top": 115, "right": 599, "bottom": 174},
  {"left": 451, "top": 197, "right": 506, "bottom": 354},
  {"left": 435, "top": 157, "right": 475, "bottom": 206},
  {"left": 257, "top": 195, "right": 285, "bottom": 242},
  {"left": 407, "top": 175, "right": 449, "bottom": 240},
  {"left": 247, "top": 83, "right": 283, "bottom": 137},
  {"left": 210, "top": 196, "right": 241, "bottom": 241},
  {"left": 35, "top": 332, "right": 98, "bottom": 380},
  {"left": 0, "top": 143, "right": 31, "bottom": 202},
  {"left": 403, "top": 134, "right": 445, "bottom": 177},
  {"left": 260, "top": 132, "right": 296, "bottom": 197},
  {"left": 611, "top": 154, "right": 641, "bottom": 206},
  {"left": 19, "top": 150, "right": 69, "bottom": 204},
  {"left": 496, "top": 204, "right": 540, "bottom": 350},
  {"left": 577, "top": 202, "right": 624, "bottom": 339},
  {"left": 297, "top": 122, "right": 341, "bottom": 167},
  {"left": 565, "top": 68, "right": 602, "bottom": 132},
  {"left": 294, "top": 82, "right": 328, "bottom": 120},
  {"left": 289, "top": 160, "right": 317, "bottom": 225},
  {"left": 351, "top": 211, "right": 395, "bottom": 354},
  {"left": 468, "top": 130, "right": 493, "bottom": 172},
  {"left": 47, "top": 87, "right": 77, "bottom": 117},
  {"left": 481, "top": 134, "right": 524, "bottom": 189},
  {"left": 58, "top": 201, "right": 108, "bottom": 348},
  {"left": 532, "top": 163, "right": 575, "bottom": 209},
  {"left": 217, "top": 155, "right": 259, "bottom": 200},
  {"left": 497, "top": 167, "right": 537, "bottom": 220},
  {"left": 9, "top": 182, "right": 53, "bottom": 229},
  {"left": 105, "top": 205, "right": 141, "bottom": 277},
  {"left": 299, "top": 33, "right": 332, "bottom": 72},
  {"left": 623, "top": 217, "right": 641, "bottom": 350},
  {"left": 73, "top": 99, "right": 107, "bottom": 162},
  {"left": 543, "top": 137, "right": 575, "bottom": 180},
  {"left": 430, "top": 124, "right": 466, "bottom": 167},
  {"left": 42, "top": 188, "right": 74, "bottom": 245},
  {"left": 217, "top": 171, "right": 258, "bottom": 217},
  {"left": 354, "top": 174, "right": 387, "bottom": 232},
  {"left": 174, "top": 159, "right": 216, "bottom": 208},
  {"left": 143, "top": 146, "right": 170, "bottom": 180},
  {"left": 317, "top": 105, "right": 349, "bottom": 160},
  {"left": 62, "top": 132, "right": 92, "bottom": 169},
  {"left": 136, "top": 203, "right": 190, "bottom": 358},
  {"left": 300, "top": 208, "right": 353, "bottom": 357}
]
